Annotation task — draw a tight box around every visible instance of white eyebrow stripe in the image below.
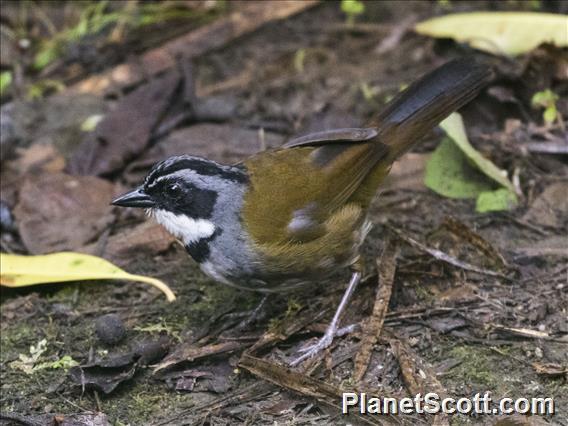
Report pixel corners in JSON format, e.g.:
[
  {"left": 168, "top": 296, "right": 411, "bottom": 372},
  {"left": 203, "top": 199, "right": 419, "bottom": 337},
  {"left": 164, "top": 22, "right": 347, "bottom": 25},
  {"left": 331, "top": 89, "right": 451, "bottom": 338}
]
[{"left": 146, "top": 170, "right": 197, "bottom": 189}]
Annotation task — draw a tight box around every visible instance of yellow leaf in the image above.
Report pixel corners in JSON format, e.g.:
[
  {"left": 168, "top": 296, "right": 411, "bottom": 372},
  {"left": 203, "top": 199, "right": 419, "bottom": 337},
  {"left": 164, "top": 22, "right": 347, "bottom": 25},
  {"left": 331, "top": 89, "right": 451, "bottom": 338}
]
[
  {"left": 0, "top": 252, "right": 175, "bottom": 302},
  {"left": 415, "top": 12, "right": 568, "bottom": 56}
]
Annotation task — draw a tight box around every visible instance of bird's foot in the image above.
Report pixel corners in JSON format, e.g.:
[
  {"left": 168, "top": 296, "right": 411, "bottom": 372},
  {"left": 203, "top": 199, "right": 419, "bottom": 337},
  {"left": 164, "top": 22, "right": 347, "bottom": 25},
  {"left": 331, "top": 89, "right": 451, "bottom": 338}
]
[
  {"left": 289, "top": 270, "right": 362, "bottom": 367},
  {"left": 288, "top": 323, "right": 360, "bottom": 366},
  {"left": 289, "top": 327, "right": 336, "bottom": 367}
]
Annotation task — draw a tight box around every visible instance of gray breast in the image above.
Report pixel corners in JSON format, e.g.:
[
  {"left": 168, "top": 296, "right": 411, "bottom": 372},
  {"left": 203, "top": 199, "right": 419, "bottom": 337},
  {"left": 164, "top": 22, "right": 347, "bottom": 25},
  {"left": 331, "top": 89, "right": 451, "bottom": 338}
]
[{"left": 198, "top": 177, "right": 262, "bottom": 283}]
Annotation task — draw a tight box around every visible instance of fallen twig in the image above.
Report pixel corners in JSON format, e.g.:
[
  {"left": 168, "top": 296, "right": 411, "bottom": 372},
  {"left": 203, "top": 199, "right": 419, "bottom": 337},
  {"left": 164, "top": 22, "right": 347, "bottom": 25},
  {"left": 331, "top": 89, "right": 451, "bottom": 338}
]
[
  {"left": 153, "top": 340, "right": 249, "bottom": 374},
  {"left": 388, "top": 226, "right": 510, "bottom": 280},
  {"left": 511, "top": 247, "right": 568, "bottom": 259},
  {"left": 353, "top": 239, "right": 399, "bottom": 382},
  {"left": 239, "top": 353, "right": 397, "bottom": 425},
  {"left": 389, "top": 337, "right": 449, "bottom": 426},
  {"left": 490, "top": 324, "right": 568, "bottom": 343},
  {"left": 522, "top": 140, "right": 568, "bottom": 155}
]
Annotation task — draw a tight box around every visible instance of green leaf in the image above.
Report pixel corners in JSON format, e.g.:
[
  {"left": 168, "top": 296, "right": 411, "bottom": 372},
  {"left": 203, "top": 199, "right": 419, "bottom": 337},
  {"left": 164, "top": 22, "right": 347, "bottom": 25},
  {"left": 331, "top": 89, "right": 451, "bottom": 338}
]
[
  {"left": 0, "top": 71, "right": 12, "bottom": 97},
  {"left": 341, "top": 0, "right": 365, "bottom": 16},
  {"left": 415, "top": 12, "right": 568, "bottom": 56},
  {"left": 34, "top": 43, "right": 60, "bottom": 70},
  {"left": 34, "top": 355, "right": 79, "bottom": 372},
  {"left": 0, "top": 252, "right": 176, "bottom": 302},
  {"left": 26, "top": 79, "right": 65, "bottom": 100},
  {"left": 425, "top": 137, "right": 495, "bottom": 198},
  {"left": 80, "top": 114, "right": 104, "bottom": 132},
  {"left": 440, "top": 113, "right": 516, "bottom": 194},
  {"left": 476, "top": 188, "right": 518, "bottom": 213},
  {"left": 425, "top": 113, "right": 518, "bottom": 212},
  {"left": 531, "top": 89, "right": 559, "bottom": 124},
  {"left": 531, "top": 89, "right": 559, "bottom": 108},
  {"left": 543, "top": 106, "right": 558, "bottom": 124},
  {"left": 294, "top": 48, "right": 306, "bottom": 73}
]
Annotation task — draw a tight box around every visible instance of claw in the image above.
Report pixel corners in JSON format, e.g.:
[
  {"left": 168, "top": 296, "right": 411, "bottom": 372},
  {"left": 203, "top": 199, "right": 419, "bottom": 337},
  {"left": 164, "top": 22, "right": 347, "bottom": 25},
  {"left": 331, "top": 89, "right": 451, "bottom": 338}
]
[{"left": 290, "top": 334, "right": 334, "bottom": 366}]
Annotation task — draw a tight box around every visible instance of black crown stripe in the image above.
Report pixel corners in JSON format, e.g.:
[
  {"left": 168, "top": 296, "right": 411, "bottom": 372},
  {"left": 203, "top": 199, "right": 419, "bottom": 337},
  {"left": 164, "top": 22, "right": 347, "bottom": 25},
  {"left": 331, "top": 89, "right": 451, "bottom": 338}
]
[{"left": 146, "top": 156, "right": 248, "bottom": 187}]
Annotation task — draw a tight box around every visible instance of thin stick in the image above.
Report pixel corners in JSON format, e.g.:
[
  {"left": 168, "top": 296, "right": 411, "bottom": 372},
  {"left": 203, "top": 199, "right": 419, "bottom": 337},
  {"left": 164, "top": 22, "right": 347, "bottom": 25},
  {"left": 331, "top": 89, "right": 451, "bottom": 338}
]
[
  {"left": 390, "top": 337, "right": 449, "bottom": 426},
  {"left": 353, "top": 239, "right": 399, "bottom": 382}
]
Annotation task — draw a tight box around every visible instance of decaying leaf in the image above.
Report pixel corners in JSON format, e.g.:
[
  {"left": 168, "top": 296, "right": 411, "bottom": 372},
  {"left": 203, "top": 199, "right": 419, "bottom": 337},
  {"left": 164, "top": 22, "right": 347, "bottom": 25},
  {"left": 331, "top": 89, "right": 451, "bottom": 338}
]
[
  {"left": 81, "top": 221, "right": 176, "bottom": 267},
  {"left": 14, "top": 144, "right": 66, "bottom": 174},
  {"left": 0, "top": 252, "right": 176, "bottom": 302},
  {"left": 531, "top": 362, "right": 568, "bottom": 378},
  {"left": 239, "top": 353, "right": 392, "bottom": 426},
  {"left": 160, "top": 363, "right": 234, "bottom": 393},
  {"left": 14, "top": 173, "right": 115, "bottom": 254},
  {"left": 415, "top": 12, "right": 568, "bottom": 56},
  {"left": 441, "top": 217, "right": 508, "bottom": 268},
  {"left": 389, "top": 226, "right": 508, "bottom": 279},
  {"left": 67, "top": 70, "right": 182, "bottom": 176},
  {"left": 523, "top": 182, "right": 568, "bottom": 228},
  {"left": 69, "top": 338, "right": 169, "bottom": 394},
  {"left": 124, "top": 124, "right": 284, "bottom": 185},
  {"left": 69, "top": 353, "right": 138, "bottom": 394},
  {"left": 383, "top": 153, "right": 429, "bottom": 192}
]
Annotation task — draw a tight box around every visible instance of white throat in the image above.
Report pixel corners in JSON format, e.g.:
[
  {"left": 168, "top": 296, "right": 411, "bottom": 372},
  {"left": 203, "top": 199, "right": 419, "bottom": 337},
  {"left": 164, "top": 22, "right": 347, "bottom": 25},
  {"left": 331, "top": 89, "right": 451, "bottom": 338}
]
[{"left": 153, "top": 209, "right": 215, "bottom": 245}]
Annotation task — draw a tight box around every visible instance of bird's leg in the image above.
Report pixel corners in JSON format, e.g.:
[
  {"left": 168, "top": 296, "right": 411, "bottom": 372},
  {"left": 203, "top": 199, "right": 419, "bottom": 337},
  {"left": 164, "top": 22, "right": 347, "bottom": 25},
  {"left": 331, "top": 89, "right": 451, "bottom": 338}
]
[
  {"left": 290, "top": 267, "right": 362, "bottom": 366},
  {"left": 235, "top": 294, "right": 269, "bottom": 331},
  {"left": 219, "top": 295, "right": 269, "bottom": 338}
]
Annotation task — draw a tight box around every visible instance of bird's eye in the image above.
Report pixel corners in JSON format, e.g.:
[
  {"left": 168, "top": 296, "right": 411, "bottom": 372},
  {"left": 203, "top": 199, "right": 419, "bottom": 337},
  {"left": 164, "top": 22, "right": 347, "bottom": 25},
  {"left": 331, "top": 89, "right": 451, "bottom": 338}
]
[{"left": 166, "top": 183, "right": 183, "bottom": 198}]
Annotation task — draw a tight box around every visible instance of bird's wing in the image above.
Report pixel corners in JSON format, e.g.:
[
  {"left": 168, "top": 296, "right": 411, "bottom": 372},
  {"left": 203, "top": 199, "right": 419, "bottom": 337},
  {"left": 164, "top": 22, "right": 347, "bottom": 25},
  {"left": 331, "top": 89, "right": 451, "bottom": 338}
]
[
  {"left": 282, "top": 127, "right": 378, "bottom": 148},
  {"left": 242, "top": 133, "right": 390, "bottom": 244}
]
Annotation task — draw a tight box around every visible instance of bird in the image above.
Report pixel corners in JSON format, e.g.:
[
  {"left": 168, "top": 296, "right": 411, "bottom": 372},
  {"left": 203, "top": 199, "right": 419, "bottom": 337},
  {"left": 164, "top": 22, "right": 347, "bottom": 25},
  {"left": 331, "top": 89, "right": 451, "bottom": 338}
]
[{"left": 112, "top": 57, "right": 493, "bottom": 365}]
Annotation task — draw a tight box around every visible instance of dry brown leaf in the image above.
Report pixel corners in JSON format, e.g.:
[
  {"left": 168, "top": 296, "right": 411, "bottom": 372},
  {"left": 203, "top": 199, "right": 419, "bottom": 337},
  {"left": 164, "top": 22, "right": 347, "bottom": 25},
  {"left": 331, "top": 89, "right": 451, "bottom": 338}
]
[
  {"left": 531, "top": 361, "right": 568, "bottom": 378},
  {"left": 82, "top": 221, "right": 176, "bottom": 267},
  {"left": 523, "top": 182, "right": 568, "bottom": 228},
  {"left": 124, "top": 124, "right": 284, "bottom": 185},
  {"left": 382, "top": 153, "right": 429, "bottom": 192},
  {"left": 15, "top": 144, "right": 66, "bottom": 174},
  {"left": 14, "top": 173, "right": 116, "bottom": 254}
]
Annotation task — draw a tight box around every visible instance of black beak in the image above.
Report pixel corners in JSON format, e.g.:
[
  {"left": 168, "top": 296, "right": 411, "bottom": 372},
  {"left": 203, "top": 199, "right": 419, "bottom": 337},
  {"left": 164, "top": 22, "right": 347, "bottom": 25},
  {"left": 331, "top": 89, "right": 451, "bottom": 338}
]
[{"left": 112, "top": 187, "right": 155, "bottom": 208}]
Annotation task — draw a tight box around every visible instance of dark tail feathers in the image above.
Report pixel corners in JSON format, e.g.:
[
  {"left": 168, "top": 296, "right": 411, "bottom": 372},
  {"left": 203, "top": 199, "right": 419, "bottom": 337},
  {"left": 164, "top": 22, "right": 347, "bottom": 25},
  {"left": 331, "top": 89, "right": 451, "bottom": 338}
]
[{"left": 371, "top": 57, "right": 493, "bottom": 160}]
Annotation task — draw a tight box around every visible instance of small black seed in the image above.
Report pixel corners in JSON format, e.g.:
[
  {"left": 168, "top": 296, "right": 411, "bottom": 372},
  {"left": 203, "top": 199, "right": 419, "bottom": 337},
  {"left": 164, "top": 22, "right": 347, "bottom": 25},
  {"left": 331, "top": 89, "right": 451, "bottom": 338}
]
[{"left": 95, "top": 314, "right": 126, "bottom": 345}]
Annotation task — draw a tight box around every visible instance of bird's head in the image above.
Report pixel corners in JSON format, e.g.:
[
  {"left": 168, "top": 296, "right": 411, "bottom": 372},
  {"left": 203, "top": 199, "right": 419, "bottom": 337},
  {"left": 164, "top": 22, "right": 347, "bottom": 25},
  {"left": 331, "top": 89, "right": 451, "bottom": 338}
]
[{"left": 112, "top": 155, "right": 247, "bottom": 244}]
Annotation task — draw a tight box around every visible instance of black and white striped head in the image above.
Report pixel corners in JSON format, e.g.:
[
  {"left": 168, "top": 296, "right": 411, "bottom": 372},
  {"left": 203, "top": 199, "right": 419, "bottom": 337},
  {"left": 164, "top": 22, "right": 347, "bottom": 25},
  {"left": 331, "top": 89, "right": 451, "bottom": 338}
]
[{"left": 112, "top": 155, "right": 248, "bottom": 246}]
